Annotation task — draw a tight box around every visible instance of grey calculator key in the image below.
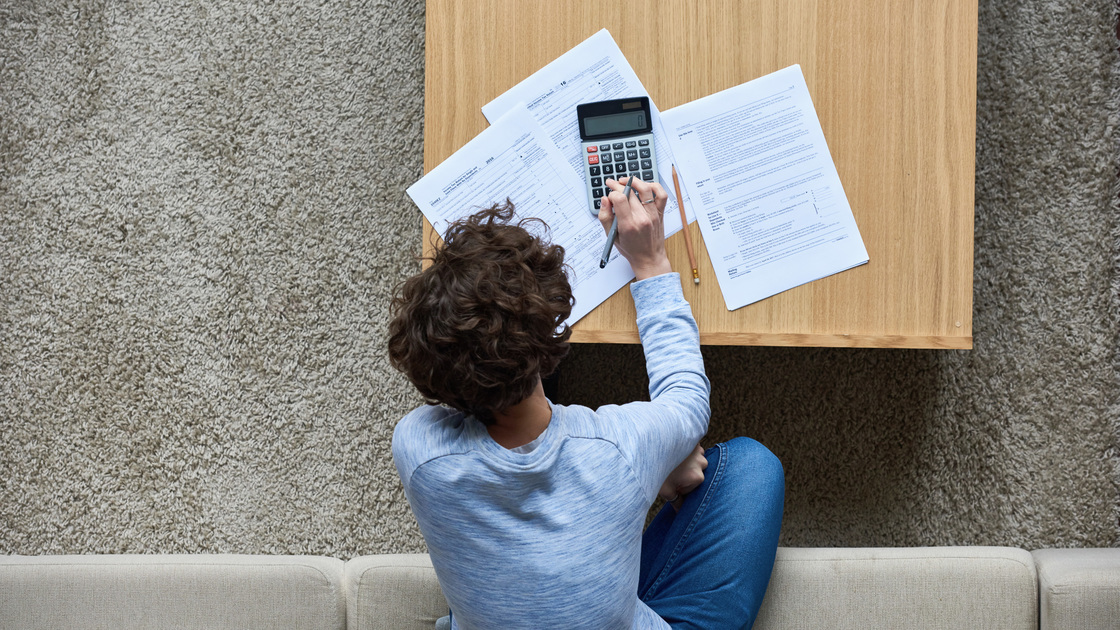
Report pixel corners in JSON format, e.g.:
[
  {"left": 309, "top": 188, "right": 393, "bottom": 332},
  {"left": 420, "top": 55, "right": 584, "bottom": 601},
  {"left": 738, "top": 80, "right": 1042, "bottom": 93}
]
[
  {"left": 640, "top": 148, "right": 651, "bottom": 158},
  {"left": 601, "top": 153, "right": 612, "bottom": 163},
  {"left": 626, "top": 150, "right": 637, "bottom": 160},
  {"left": 638, "top": 139, "right": 649, "bottom": 146},
  {"left": 592, "top": 187, "right": 603, "bottom": 198},
  {"left": 615, "top": 163, "right": 626, "bottom": 173},
  {"left": 602, "top": 164, "right": 614, "bottom": 174},
  {"left": 641, "top": 159, "right": 652, "bottom": 169},
  {"left": 642, "top": 170, "right": 654, "bottom": 180},
  {"left": 628, "top": 161, "right": 639, "bottom": 171},
  {"left": 625, "top": 141, "right": 636, "bottom": 148},
  {"left": 591, "top": 176, "right": 602, "bottom": 187},
  {"left": 589, "top": 165, "right": 600, "bottom": 176},
  {"left": 613, "top": 151, "right": 625, "bottom": 162},
  {"left": 612, "top": 142, "right": 624, "bottom": 150},
  {"left": 599, "top": 144, "right": 611, "bottom": 151}
]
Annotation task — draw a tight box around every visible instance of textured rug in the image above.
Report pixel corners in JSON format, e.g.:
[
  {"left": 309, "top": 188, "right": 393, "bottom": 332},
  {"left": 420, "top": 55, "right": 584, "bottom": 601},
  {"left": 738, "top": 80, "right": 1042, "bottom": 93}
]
[{"left": 1, "top": 0, "right": 1117, "bottom": 557}]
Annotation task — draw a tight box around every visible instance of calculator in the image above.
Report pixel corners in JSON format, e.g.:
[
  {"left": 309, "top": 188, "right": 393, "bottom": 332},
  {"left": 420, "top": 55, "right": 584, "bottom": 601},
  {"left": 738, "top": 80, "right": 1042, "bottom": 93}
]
[{"left": 576, "top": 96, "right": 659, "bottom": 217}]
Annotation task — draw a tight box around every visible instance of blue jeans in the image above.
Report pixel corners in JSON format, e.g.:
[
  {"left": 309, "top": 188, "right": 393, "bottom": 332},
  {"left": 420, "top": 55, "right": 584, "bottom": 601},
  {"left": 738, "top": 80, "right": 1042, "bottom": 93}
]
[{"left": 639, "top": 437, "right": 785, "bottom": 630}]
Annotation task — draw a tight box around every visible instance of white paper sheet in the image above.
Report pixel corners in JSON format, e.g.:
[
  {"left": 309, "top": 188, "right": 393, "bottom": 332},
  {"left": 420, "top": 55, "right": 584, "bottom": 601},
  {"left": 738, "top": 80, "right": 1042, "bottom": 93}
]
[
  {"left": 482, "top": 29, "right": 693, "bottom": 233},
  {"left": 662, "top": 65, "right": 869, "bottom": 310},
  {"left": 405, "top": 108, "right": 635, "bottom": 326}
]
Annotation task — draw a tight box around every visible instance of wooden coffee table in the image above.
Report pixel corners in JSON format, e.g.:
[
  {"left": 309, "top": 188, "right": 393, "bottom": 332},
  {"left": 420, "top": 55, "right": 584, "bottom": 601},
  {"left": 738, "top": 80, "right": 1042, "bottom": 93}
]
[{"left": 423, "top": 0, "right": 977, "bottom": 348}]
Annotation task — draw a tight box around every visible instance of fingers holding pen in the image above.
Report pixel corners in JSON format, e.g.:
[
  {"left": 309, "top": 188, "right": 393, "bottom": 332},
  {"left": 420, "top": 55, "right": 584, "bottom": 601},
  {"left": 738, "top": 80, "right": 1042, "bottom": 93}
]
[
  {"left": 626, "top": 176, "right": 656, "bottom": 206},
  {"left": 603, "top": 174, "right": 632, "bottom": 200},
  {"left": 598, "top": 176, "right": 673, "bottom": 280},
  {"left": 630, "top": 177, "right": 669, "bottom": 217},
  {"left": 616, "top": 176, "right": 666, "bottom": 236},
  {"left": 597, "top": 178, "right": 618, "bottom": 232},
  {"left": 598, "top": 176, "right": 634, "bottom": 232}
]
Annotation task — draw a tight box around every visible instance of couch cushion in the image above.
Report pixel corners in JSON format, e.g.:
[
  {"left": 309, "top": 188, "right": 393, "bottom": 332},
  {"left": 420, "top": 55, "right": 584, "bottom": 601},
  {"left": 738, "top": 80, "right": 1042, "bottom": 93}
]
[
  {"left": 1034, "top": 548, "right": 1120, "bottom": 630},
  {"left": 346, "top": 548, "right": 1038, "bottom": 630},
  {"left": 344, "top": 555, "right": 446, "bottom": 630},
  {"left": 754, "top": 547, "right": 1037, "bottom": 630},
  {"left": 0, "top": 555, "right": 345, "bottom": 630}
]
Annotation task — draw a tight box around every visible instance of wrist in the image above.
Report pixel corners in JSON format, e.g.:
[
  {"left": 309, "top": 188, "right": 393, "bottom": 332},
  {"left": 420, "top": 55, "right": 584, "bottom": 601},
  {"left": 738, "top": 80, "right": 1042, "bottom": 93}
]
[{"left": 632, "top": 257, "right": 673, "bottom": 281}]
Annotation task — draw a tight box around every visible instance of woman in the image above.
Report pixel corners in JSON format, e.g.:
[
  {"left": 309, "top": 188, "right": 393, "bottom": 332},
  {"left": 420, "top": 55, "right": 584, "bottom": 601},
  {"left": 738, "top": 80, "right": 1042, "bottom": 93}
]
[{"left": 388, "top": 175, "right": 784, "bottom": 629}]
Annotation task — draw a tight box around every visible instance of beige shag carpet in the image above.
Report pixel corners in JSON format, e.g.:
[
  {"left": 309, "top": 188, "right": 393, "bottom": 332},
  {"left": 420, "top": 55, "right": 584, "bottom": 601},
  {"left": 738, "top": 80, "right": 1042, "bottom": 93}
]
[{"left": 1, "top": 0, "right": 1117, "bottom": 556}]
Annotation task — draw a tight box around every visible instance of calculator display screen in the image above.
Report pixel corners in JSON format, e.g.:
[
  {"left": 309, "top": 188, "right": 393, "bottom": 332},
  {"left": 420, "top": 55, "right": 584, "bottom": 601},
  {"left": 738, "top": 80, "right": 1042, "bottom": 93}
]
[{"left": 583, "top": 111, "right": 647, "bottom": 137}]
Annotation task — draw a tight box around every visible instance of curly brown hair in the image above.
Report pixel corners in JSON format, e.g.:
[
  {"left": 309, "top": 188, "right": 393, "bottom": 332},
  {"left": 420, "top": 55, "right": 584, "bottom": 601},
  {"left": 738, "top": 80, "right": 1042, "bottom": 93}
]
[{"left": 388, "top": 201, "right": 573, "bottom": 424}]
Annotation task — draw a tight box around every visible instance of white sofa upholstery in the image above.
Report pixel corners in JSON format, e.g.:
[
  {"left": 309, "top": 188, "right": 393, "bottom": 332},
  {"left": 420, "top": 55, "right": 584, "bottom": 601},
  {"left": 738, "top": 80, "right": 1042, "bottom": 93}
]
[
  {"left": 0, "top": 554, "right": 345, "bottom": 629},
  {"left": 1, "top": 547, "right": 1116, "bottom": 629},
  {"left": 345, "top": 555, "right": 448, "bottom": 630},
  {"left": 1034, "top": 548, "right": 1120, "bottom": 630},
  {"left": 753, "top": 547, "right": 1038, "bottom": 630}
]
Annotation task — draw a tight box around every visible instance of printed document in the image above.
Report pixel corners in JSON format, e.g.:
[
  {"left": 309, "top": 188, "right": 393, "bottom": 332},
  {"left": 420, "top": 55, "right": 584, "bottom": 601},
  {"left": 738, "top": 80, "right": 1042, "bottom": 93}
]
[
  {"left": 482, "top": 28, "right": 693, "bottom": 234},
  {"left": 662, "top": 65, "right": 869, "bottom": 310},
  {"left": 405, "top": 108, "right": 635, "bottom": 326}
]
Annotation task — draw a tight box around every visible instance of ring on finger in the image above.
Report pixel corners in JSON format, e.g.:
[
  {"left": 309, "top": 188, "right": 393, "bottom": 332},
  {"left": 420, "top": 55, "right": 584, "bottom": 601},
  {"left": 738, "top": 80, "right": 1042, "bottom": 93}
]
[{"left": 641, "top": 197, "right": 656, "bottom": 204}]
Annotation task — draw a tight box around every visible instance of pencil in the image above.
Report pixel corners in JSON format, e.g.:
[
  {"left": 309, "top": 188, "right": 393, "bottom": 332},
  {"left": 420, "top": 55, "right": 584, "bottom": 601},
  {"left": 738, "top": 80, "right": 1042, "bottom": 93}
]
[{"left": 672, "top": 165, "right": 699, "bottom": 284}]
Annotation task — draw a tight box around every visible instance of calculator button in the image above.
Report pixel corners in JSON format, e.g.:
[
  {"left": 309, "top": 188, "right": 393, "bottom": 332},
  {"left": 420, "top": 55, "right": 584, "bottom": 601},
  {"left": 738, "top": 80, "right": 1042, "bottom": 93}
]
[
  {"left": 628, "top": 161, "right": 639, "bottom": 171},
  {"left": 638, "top": 139, "right": 649, "bottom": 146},
  {"left": 592, "top": 187, "right": 604, "bottom": 198},
  {"left": 642, "top": 170, "right": 654, "bottom": 180},
  {"left": 602, "top": 164, "right": 613, "bottom": 174},
  {"left": 601, "top": 153, "right": 612, "bottom": 163},
  {"left": 612, "top": 142, "right": 624, "bottom": 150},
  {"left": 639, "top": 148, "right": 651, "bottom": 158},
  {"left": 588, "top": 155, "right": 599, "bottom": 165},
  {"left": 615, "top": 163, "right": 626, "bottom": 173},
  {"left": 589, "top": 165, "right": 601, "bottom": 176},
  {"left": 587, "top": 146, "right": 598, "bottom": 153},
  {"left": 625, "top": 141, "right": 636, "bottom": 148},
  {"left": 613, "top": 151, "right": 625, "bottom": 161},
  {"left": 594, "top": 199, "right": 602, "bottom": 209},
  {"left": 591, "top": 177, "right": 602, "bottom": 187},
  {"left": 626, "top": 150, "right": 637, "bottom": 160},
  {"left": 599, "top": 144, "right": 611, "bottom": 152},
  {"left": 641, "top": 159, "right": 652, "bottom": 169}
]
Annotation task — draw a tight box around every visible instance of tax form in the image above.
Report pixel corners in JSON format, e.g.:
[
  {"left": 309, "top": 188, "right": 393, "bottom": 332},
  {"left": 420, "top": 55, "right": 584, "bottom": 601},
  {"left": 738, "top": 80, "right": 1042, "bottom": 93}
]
[
  {"left": 405, "top": 108, "right": 635, "bottom": 326},
  {"left": 662, "top": 65, "right": 869, "bottom": 310},
  {"left": 482, "top": 28, "right": 693, "bottom": 233}
]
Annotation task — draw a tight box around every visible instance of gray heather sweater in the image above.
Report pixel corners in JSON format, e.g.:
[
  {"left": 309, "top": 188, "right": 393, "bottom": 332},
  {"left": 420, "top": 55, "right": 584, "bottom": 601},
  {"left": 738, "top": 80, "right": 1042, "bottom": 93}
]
[{"left": 393, "top": 273, "right": 710, "bottom": 629}]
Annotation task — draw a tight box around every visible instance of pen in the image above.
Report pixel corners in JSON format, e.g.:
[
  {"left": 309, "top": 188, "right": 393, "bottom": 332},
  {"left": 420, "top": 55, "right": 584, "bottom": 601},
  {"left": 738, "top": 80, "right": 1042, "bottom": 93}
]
[
  {"left": 599, "top": 177, "right": 635, "bottom": 269},
  {"left": 672, "top": 165, "right": 700, "bottom": 284}
]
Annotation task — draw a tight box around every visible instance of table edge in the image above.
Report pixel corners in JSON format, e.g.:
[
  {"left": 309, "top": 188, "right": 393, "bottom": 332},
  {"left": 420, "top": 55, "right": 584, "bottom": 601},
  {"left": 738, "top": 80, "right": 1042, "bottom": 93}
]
[{"left": 572, "top": 329, "right": 973, "bottom": 349}]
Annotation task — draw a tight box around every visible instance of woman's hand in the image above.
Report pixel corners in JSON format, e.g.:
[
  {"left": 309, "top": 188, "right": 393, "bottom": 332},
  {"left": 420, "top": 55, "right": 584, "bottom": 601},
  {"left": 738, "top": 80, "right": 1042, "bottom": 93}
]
[
  {"left": 659, "top": 444, "right": 708, "bottom": 511},
  {"left": 599, "top": 176, "right": 673, "bottom": 281}
]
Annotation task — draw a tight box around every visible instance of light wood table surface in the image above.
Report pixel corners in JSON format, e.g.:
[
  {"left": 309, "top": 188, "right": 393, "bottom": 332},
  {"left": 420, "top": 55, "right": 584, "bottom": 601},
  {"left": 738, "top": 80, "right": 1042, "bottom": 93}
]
[{"left": 423, "top": 0, "right": 977, "bottom": 348}]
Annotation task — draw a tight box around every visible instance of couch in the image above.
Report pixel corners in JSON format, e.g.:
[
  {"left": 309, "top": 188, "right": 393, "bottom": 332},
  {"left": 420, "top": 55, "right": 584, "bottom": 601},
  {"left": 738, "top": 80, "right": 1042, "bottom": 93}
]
[{"left": 1, "top": 547, "right": 1117, "bottom": 629}]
